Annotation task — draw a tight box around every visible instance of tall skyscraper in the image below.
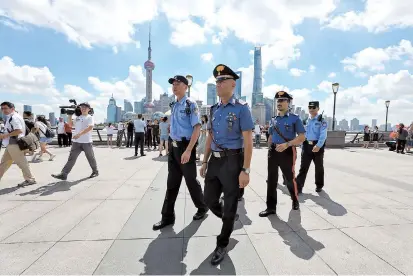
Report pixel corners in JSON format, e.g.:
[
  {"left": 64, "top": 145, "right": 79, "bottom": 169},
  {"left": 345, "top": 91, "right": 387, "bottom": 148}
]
[
  {"left": 144, "top": 24, "right": 155, "bottom": 114},
  {"left": 49, "top": 112, "right": 56, "bottom": 126},
  {"left": 234, "top": 71, "right": 242, "bottom": 99},
  {"left": 207, "top": 83, "right": 217, "bottom": 105},
  {"left": 134, "top": 101, "right": 139, "bottom": 113},
  {"left": 350, "top": 118, "right": 360, "bottom": 131},
  {"left": 252, "top": 46, "right": 263, "bottom": 106},
  {"left": 107, "top": 95, "right": 117, "bottom": 123},
  {"left": 372, "top": 119, "right": 377, "bottom": 128},
  {"left": 23, "top": 105, "right": 32, "bottom": 112},
  {"left": 263, "top": 97, "right": 274, "bottom": 122},
  {"left": 116, "top": 106, "right": 122, "bottom": 122},
  {"left": 124, "top": 99, "right": 133, "bottom": 113}
]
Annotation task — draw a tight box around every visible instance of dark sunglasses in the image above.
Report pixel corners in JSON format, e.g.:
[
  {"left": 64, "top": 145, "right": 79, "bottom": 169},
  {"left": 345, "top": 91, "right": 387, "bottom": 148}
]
[
  {"left": 215, "top": 77, "right": 234, "bottom": 84},
  {"left": 276, "top": 99, "right": 288, "bottom": 103},
  {"left": 308, "top": 106, "right": 317, "bottom": 109}
]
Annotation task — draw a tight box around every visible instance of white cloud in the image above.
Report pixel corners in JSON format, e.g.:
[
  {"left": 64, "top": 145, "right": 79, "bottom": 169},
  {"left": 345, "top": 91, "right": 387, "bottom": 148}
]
[
  {"left": 0, "top": 0, "right": 158, "bottom": 49},
  {"left": 0, "top": 56, "right": 59, "bottom": 96},
  {"left": 327, "top": 0, "right": 413, "bottom": 33},
  {"left": 328, "top": 72, "right": 336, "bottom": 78},
  {"left": 200, "top": 53, "right": 213, "bottom": 63},
  {"left": 341, "top": 40, "right": 413, "bottom": 74},
  {"left": 289, "top": 68, "right": 306, "bottom": 77},
  {"left": 169, "top": 19, "right": 208, "bottom": 47},
  {"left": 309, "top": 65, "right": 316, "bottom": 73},
  {"left": 317, "top": 80, "right": 333, "bottom": 92}
]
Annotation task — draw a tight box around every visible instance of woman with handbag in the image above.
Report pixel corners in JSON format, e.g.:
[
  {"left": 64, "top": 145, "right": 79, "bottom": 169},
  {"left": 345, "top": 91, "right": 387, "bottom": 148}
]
[{"left": 31, "top": 115, "right": 56, "bottom": 162}]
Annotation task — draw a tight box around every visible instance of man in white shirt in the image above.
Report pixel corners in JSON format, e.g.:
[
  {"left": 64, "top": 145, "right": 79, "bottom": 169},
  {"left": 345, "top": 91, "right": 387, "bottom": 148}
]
[
  {"left": 254, "top": 120, "right": 262, "bottom": 148},
  {"left": 57, "top": 117, "right": 68, "bottom": 147},
  {"left": 133, "top": 114, "right": 146, "bottom": 156},
  {"left": 52, "top": 103, "right": 98, "bottom": 180},
  {"left": 0, "top": 102, "right": 36, "bottom": 186}
]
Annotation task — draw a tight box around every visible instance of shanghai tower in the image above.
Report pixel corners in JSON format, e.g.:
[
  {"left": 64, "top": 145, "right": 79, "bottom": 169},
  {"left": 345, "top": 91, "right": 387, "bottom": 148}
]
[
  {"left": 252, "top": 46, "right": 263, "bottom": 106},
  {"left": 144, "top": 24, "right": 155, "bottom": 114}
]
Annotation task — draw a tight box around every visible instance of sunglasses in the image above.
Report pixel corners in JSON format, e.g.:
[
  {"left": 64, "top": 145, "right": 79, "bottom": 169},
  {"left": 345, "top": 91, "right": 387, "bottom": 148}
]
[
  {"left": 308, "top": 106, "right": 317, "bottom": 109},
  {"left": 215, "top": 77, "right": 234, "bottom": 84},
  {"left": 276, "top": 99, "right": 288, "bottom": 103}
]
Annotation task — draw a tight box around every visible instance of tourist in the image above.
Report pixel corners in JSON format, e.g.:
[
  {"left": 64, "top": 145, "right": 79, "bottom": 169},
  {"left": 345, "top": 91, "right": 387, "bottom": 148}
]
[
  {"left": 159, "top": 116, "right": 169, "bottom": 156},
  {"left": 152, "top": 119, "right": 159, "bottom": 149},
  {"left": 396, "top": 123, "right": 408, "bottom": 154},
  {"left": 133, "top": 114, "right": 146, "bottom": 157},
  {"left": 372, "top": 126, "right": 379, "bottom": 149},
  {"left": 362, "top": 125, "right": 370, "bottom": 148},
  {"left": 126, "top": 120, "right": 134, "bottom": 148},
  {"left": 31, "top": 115, "right": 56, "bottom": 162},
  {"left": 106, "top": 123, "right": 115, "bottom": 147}
]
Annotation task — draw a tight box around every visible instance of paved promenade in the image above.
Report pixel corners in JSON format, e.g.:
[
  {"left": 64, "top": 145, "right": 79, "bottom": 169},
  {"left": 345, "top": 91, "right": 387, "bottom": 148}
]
[{"left": 0, "top": 145, "right": 412, "bottom": 275}]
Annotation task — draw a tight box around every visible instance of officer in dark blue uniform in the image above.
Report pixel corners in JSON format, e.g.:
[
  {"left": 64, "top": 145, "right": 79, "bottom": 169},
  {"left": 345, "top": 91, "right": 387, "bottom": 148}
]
[
  {"left": 260, "top": 91, "right": 305, "bottom": 216},
  {"left": 153, "top": 75, "right": 208, "bottom": 231},
  {"left": 200, "top": 64, "right": 254, "bottom": 265},
  {"left": 296, "top": 101, "right": 328, "bottom": 193}
]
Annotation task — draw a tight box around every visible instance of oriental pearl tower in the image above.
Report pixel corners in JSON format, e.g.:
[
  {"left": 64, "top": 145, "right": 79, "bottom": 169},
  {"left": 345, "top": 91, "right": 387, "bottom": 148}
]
[{"left": 144, "top": 24, "right": 155, "bottom": 114}]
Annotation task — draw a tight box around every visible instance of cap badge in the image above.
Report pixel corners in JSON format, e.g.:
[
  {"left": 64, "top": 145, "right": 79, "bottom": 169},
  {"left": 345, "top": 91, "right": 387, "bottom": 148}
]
[
  {"left": 216, "top": 65, "right": 225, "bottom": 75},
  {"left": 278, "top": 91, "right": 285, "bottom": 96}
]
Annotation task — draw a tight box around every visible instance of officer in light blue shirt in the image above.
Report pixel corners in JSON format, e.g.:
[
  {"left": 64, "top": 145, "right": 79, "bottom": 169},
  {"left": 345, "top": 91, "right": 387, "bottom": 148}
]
[
  {"left": 296, "top": 101, "right": 328, "bottom": 193},
  {"left": 260, "top": 91, "right": 305, "bottom": 217},
  {"left": 199, "top": 64, "right": 253, "bottom": 266},
  {"left": 153, "top": 75, "right": 208, "bottom": 232}
]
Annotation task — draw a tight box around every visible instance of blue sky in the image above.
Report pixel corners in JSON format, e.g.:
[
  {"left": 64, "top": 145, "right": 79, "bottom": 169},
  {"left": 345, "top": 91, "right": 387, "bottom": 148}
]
[{"left": 0, "top": 0, "right": 412, "bottom": 125}]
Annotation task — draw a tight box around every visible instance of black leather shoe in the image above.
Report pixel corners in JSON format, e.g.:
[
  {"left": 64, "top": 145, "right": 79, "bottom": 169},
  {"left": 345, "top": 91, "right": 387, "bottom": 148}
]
[
  {"left": 292, "top": 201, "right": 300, "bottom": 210},
  {"left": 211, "top": 246, "right": 227, "bottom": 265},
  {"left": 51, "top": 173, "right": 67, "bottom": 180},
  {"left": 259, "top": 209, "right": 276, "bottom": 217},
  {"left": 193, "top": 209, "right": 208, "bottom": 220},
  {"left": 298, "top": 189, "right": 303, "bottom": 195},
  {"left": 90, "top": 172, "right": 99, "bottom": 178},
  {"left": 315, "top": 187, "right": 323, "bottom": 193},
  {"left": 153, "top": 220, "right": 174, "bottom": 230}
]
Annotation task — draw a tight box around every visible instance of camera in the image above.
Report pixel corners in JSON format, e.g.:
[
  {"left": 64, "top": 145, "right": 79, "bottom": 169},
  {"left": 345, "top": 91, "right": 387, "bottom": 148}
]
[{"left": 59, "top": 99, "right": 94, "bottom": 117}]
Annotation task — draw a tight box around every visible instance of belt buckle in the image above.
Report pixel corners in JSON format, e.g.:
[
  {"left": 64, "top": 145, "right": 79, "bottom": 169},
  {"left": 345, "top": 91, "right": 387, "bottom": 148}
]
[
  {"left": 172, "top": 141, "right": 178, "bottom": 147},
  {"left": 308, "top": 141, "right": 313, "bottom": 145},
  {"left": 213, "top": 151, "right": 221, "bottom": 158}
]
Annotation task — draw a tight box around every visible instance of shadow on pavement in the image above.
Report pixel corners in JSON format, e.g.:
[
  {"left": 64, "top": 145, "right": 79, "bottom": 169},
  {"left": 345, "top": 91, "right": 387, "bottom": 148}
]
[
  {"left": 124, "top": 156, "right": 139, "bottom": 160},
  {"left": 152, "top": 156, "right": 168, "bottom": 162},
  {"left": 236, "top": 199, "right": 252, "bottom": 229},
  {"left": 17, "top": 177, "right": 90, "bottom": 197},
  {"left": 0, "top": 185, "right": 20, "bottom": 196}
]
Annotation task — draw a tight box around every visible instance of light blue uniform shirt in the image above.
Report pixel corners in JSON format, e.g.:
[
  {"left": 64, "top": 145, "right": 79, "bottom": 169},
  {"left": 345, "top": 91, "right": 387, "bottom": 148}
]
[
  {"left": 170, "top": 96, "right": 201, "bottom": 141},
  {"left": 269, "top": 113, "right": 305, "bottom": 144},
  {"left": 305, "top": 116, "right": 328, "bottom": 148},
  {"left": 209, "top": 95, "right": 254, "bottom": 151}
]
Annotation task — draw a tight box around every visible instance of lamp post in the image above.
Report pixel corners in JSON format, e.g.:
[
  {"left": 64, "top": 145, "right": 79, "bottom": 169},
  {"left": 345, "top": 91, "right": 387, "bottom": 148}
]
[
  {"left": 385, "top": 100, "right": 390, "bottom": 131},
  {"left": 186, "top": 74, "right": 193, "bottom": 98},
  {"left": 331, "top": 82, "right": 339, "bottom": 131}
]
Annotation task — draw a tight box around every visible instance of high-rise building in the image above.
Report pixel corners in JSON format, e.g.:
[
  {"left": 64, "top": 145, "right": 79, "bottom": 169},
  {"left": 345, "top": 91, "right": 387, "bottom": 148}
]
[
  {"left": 49, "top": 112, "right": 56, "bottom": 126},
  {"left": 252, "top": 103, "right": 266, "bottom": 125},
  {"left": 159, "top": 93, "right": 171, "bottom": 113},
  {"left": 339, "top": 119, "right": 349, "bottom": 131},
  {"left": 207, "top": 83, "right": 217, "bottom": 105},
  {"left": 350, "top": 118, "right": 359, "bottom": 131},
  {"left": 134, "top": 101, "right": 140, "bottom": 113},
  {"left": 372, "top": 119, "right": 377, "bottom": 128},
  {"left": 23, "top": 105, "right": 32, "bottom": 112},
  {"left": 116, "top": 107, "right": 122, "bottom": 122},
  {"left": 144, "top": 25, "right": 155, "bottom": 114},
  {"left": 252, "top": 46, "right": 263, "bottom": 106},
  {"left": 124, "top": 99, "right": 133, "bottom": 113},
  {"left": 234, "top": 71, "right": 242, "bottom": 99},
  {"left": 107, "top": 95, "right": 117, "bottom": 123},
  {"left": 263, "top": 97, "right": 274, "bottom": 122}
]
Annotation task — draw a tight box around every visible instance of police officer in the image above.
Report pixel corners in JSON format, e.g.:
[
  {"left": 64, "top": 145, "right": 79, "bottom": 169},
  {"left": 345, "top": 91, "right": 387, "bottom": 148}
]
[
  {"left": 153, "top": 75, "right": 208, "bottom": 231},
  {"left": 260, "top": 91, "right": 305, "bottom": 216},
  {"left": 200, "top": 64, "right": 253, "bottom": 265},
  {"left": 296, "top": 101, "right": 328, "bottom": 193}
]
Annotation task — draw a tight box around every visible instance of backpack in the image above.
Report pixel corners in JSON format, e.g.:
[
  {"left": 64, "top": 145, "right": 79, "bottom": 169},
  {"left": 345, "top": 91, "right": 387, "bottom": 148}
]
[
  {"left": 8, "top": 116, "right": 40, "bottom": 151},
  {"left": 38, "top": 122, "right": 55, "bottom": 138}
]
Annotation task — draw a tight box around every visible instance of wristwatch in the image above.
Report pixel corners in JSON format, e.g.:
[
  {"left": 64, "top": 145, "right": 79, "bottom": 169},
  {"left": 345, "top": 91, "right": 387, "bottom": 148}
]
[{"left": 241, "top": 168, "right": 250, "bottom": 174}]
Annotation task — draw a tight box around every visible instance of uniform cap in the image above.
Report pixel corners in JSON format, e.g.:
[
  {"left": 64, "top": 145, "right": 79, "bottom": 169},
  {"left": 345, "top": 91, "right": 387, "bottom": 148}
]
[
  {"left": 308, "top": 101, "right": 319, "bottom": 107},
  {"left": 168, "top": 75, "right": 189, "bottom": 85},
  {"left": 275, "top": 91, "right": 293, "bottom": 100},
  {"left": 213, "top": 64, "right": 239, "bottom": 80}
]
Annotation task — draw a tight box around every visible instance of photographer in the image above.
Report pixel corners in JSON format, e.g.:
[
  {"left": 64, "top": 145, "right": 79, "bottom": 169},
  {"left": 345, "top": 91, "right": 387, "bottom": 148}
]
[{"left": 52, "top": 103, "right": 98, "bottom": 180}]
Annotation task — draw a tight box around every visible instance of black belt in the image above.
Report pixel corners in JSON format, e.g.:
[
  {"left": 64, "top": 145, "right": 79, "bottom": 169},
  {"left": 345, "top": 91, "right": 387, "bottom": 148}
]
[
  {"left": 304, "top": 140, "right": 318, "bottom": 145},
  {"left": 212, "top": 149, "right": 242, "bottom": 158}
]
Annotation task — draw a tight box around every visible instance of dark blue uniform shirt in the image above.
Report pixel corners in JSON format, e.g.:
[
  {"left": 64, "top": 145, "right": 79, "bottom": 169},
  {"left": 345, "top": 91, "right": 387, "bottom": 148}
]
[
  {"left": 269, "top": 113, "right": 305, "bottom": 144},
  {"left": 305, "top": 116, "right": 328, "bottom": 148},
  {"left": 209, "top": 95, "right": 254, "bottom": 151}
]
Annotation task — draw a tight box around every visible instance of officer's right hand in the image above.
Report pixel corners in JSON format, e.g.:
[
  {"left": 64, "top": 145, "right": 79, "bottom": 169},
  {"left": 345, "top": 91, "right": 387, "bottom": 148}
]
[{"left": 200, "top": 163, "right": 207, "bottom": 178}]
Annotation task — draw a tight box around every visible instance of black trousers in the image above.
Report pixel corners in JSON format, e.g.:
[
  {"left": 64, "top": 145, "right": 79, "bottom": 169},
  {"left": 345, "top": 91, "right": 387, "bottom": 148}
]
[
  {"left": 267, "top": 146, "right": 299, "bottom": 210},
  {"left": 67, "top": 132, "right": 72, "bottom": 146},
  {"left": 146, "top": 132, "right": 152, "bottom": 148},
  {"left": 161, "top": 139, "right": 207, "bottom": 220},
  {"left": 152, "top": 134, "right": 158, "bottom": 147},
  {"left": 127, "top": 132, "right": 134, "bottom": 147},
  {"left": 116, "top": 130, "right": 125, "bottom": 147},
  {"left": 58, "top": 134, "right": 68, "bottom": 147},
  {"left": 296, "top": 142, "right": 325, "bottom": 191},
  {"left": 204, "top": 152, "right": 243, "bottom": 248},
  {"left": 397, "top": 139, "right": 406, "bottom": 153},
  {"left": 134, "top": 132, "right": 145, "bottom": 155}
]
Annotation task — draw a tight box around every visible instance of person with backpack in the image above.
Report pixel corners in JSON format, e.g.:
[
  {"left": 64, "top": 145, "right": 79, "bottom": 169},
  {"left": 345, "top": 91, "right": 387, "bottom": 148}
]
[
  {"left": 31, "top": 115, "right": 56, "bottom": 162},
  {"left": 0, "top": 102, "right": 36, "bottom": 186}
]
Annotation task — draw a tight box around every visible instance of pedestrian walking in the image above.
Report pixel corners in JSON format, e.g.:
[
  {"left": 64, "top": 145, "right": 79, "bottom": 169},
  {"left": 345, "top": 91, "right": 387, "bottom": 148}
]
[
  {"left": 133, "top": 114, "right": 146, "bottom": 156},
  {"left": 126, "top": 120, "right": 134, "bottom": 148},
  {"left": 153, "top": 75, "right": 208, "bottom": 231},
  {"left": 260, "top": 91, "right": 305, "bottom": 216},
  {"left": 295, "top": 101, "right": 328, "bottom": 194},
  {"left": 200, "top": 64, "right": 254, "bottom": 265}
]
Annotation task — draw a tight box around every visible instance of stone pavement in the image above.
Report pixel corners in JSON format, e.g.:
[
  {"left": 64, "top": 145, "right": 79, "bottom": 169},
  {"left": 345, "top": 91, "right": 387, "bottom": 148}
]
[{"left": 0, "top": 145, "right": 412, "bottom": 275}]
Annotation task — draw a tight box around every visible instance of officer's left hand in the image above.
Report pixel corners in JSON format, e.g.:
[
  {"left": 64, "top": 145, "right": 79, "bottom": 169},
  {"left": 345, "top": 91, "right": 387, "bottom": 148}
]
[
  {"left": 73, "top": 134, "right": 80, "bottom": 139},
  {"left": 239, "top": 171, "right": 250, "bottom": 188},
  {"left": 312, "top": 146, "right": 320, "bottom": 152},
  {"left": 276, "top": 143, "right": 288, "bottom": 152},
  {"left": 181, "top": 150, "right": 191, "bottom": 164}
]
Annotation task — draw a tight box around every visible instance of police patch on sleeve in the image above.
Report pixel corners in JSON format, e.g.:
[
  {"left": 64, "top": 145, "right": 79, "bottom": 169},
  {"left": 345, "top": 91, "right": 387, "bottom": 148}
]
[{"left": 322, "top": 121, "right": 327, "bottom": 127}]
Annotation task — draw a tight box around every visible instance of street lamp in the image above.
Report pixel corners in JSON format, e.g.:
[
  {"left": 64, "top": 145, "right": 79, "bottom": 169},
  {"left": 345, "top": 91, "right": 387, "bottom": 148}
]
[
  {"left": 186, "top": 74, "right": 193, "bottom": 97},
  {"left": 331, "top": 82, "right": 339, "bottom": 131},
  {"left": 385, "top": 100, "right": 390, "bottom": 131}
]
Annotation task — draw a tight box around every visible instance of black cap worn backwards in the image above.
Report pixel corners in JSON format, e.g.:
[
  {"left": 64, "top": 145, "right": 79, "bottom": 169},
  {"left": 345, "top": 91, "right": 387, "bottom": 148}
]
[
  {"left": 79, "top": 102, "right": 91, "bottom": 108},
  {"left": 308, "top": 101, "right": 319, "bottom": 108},
  {"left": 275, "top": 91, "right": 293, "bottom": 100},
  {"left": 168, "top": 75, "right": 189, "bottom": 85},
  {"left": 213, "top": 64, "right": 240, "bottom": 80}
]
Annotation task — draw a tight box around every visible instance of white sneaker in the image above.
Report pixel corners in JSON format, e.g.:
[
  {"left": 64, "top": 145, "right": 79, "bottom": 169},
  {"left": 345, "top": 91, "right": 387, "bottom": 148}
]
[{"left": 49, "top": 154, "right": 56, "bottom": 161}]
